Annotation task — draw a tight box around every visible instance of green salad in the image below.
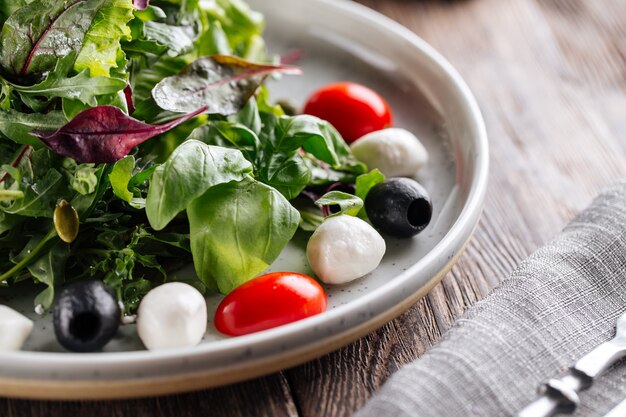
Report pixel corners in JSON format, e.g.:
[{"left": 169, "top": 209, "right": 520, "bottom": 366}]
[{"left": 0, "top": 0, "right": 375, "bottom": 315}]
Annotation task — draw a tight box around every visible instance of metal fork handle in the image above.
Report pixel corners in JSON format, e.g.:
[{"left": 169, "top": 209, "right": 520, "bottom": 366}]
[
  {"left": 574, "top": 339, "right": 626, "bottom": 378},
  {"left": 517, "top": 339, "right": 626, "bottom": 417}
]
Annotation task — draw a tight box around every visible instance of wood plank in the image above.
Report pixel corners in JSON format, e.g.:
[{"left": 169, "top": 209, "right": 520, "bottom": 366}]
[
  {"left": 0, "top": 373, "right": 299, "bottom": 417},
  {"left": 286, "top": 0, "right": 626, "bottom": 415},
  {"left": 4, "top": 1, "right": 625, "bottom": 417}
]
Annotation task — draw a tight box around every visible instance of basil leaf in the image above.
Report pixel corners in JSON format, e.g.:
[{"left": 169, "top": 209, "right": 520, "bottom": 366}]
[
  {"left": 259, "top": 152, "right": 311, "bottom": 201},
  {"left": 74, "top": 0, "right": 134, "bottom": 77},
  {"left": 10, "top": 53, "right": 126, "bottom": 112},
  {"left": 187, "top": 177, "right": 300, "bottom": 293},
  {"left": 109, "top": 155, "right": 135, "bottom": 202},
  {"left": 228, "top": 95, "right": 261, "bottom": 134},
  {"left": 355, "top": 169, "right": 385, "bottom": 200},
  {"left": 0, "top": 109, "right": 67, "bottom": 146},
  {"left": 190, "top": 122, "right": 261, "bottom": 165},
  {"left": 354, "top": 169, "right": 385, "bottom": 218},
  {"left": 293, "top": 116, "right": 366, "bottom": 173},
  {"left": 0, "top": 0, "right": 104, "bottom": 77},
  {"left": 315, "top": 191, "right": 363, "bottom": 217},
  {"left": 146, "top": 140, "right": 253, "bottom": 230},
  {"left": 152, "top": 55, "right": 301, "bottom": 114}
]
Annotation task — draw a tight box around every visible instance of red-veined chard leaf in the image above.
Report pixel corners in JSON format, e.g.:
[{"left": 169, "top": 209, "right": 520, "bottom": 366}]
[
  {"left": 0, "top": 0, "right": 104, "bottom": 77},
  {"left": 31, "top": 105, "right": 207, "bottom": 164},
  {"left": 152, "top": 55, "right": 302, "bottom": 115}
]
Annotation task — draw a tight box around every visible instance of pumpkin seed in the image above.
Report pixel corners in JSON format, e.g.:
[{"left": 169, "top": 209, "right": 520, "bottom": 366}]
[{"left": 53, "top": 200, "right": 79, "bottom": 243}]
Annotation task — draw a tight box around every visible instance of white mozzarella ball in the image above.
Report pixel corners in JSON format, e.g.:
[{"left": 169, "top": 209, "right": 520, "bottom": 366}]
[
  {"left": 350, "top": 128, "right": 428, "bottom": 177},
  {"left": 306, "top": 215, "right": 386, "bottom": 284},
  {"left": 137, "top": 282, "right": 207, "bottom": 351},
  {"left": 0, "top": 305, "right": 33, "bottom": 351}
]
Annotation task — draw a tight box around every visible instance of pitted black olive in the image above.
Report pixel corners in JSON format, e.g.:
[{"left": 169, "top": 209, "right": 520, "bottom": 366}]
[
  {"left": 365, "top": 178, "right": 432, "bottom": 238},
  {"left": 53, "top": 280, "right": 120, "bottom": 352}
]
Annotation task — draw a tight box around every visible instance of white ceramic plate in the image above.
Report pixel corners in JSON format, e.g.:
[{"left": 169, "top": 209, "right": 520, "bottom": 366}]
[{"left": 0, "top": 0, "right": 488, "bottom": 399}]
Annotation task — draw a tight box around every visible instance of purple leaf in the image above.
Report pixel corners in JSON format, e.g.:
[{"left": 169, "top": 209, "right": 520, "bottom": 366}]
[
  {"left": 152, "top": 55, "right": 302, "bottom": 115},
  {"left": 123, "top": 84, "right": 135, "bottom": 115},
  {"left": 31, "top": 106, "right": 206, "bottom": 164},
  {"left": 133, "top": 0, "right": 149, "bottom": 10}
]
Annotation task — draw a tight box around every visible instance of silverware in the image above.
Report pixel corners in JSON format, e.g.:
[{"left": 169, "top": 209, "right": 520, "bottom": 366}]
[{"left": 518, "top": 311, "right": 626, "bottom": 417}]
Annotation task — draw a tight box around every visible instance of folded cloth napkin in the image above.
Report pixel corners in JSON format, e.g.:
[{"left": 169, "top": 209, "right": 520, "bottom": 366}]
[{"left": 356, "top": 182, "right": 626, "bottom": 417}]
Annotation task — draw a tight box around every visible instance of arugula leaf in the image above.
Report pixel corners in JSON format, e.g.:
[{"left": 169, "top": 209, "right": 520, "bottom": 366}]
[
  {"left": 0, "top": 0, "right": 104, "bottom": 78},
  {"left": 10, "top": 53, "right": 126, "bottom": 112},
  {"left": 0, "top": 109, "right": 67, "bottom": 146},
  {"left": 2, "top": 168, "right": 71, "bottom": 217},
  {"left": 31, "top": 105, "right": 206, "bottom": 163},
  {"left": 187, "top": 176, "right": 300, "bottom": 293},
  {"left": 152, "top": 55, "right": 301, "bottom": 114},
  {"left": 146, "top": 140, "right": 253, "bottom": 230},
  {"left": 74, "top": 0, "right": 134, "bottom": 77},
  {"left": 28, "top": 241, "right": 70, "bottom": 310},
  {"left": 0, "top": 212, "right": 23, "bottom": 235},
  {"left": 315, "top": 191, "right": 363, "bottom": 217}
]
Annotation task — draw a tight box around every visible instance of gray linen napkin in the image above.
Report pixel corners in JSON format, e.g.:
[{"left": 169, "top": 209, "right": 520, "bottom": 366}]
[{"left": 356, "top": 182, "right": 626, "bottom": 417}]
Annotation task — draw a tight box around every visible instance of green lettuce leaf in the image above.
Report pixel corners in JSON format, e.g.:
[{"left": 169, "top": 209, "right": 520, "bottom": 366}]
[{"left": 74, "top": 0, "right": 134, "bottom": 77}]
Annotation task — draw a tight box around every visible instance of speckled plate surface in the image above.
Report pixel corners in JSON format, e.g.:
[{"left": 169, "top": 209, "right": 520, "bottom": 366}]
[{"left": 0, "top": 0, "right": 488, "bottom": 399}]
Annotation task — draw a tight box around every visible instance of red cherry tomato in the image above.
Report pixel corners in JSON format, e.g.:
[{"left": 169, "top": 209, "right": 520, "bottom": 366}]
[
  {"left": 214, "top": 272, "right": 327, "bottom": 336},
  {"left": 303, "top": 82, "right": 393, "bottom": 143}
]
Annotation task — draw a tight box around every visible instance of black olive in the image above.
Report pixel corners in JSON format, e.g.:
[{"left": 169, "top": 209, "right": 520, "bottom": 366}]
[
  {"left": 53, "top": 280, "right": 120, "bottom": 352},
  {"left": 365, "top": 178, "right": 433, "bottom": 238}
]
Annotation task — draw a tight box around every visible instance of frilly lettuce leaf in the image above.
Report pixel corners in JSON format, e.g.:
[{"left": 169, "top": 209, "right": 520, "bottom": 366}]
[{"left": 74, "top": 0, "right": 134, "bottom": 77}]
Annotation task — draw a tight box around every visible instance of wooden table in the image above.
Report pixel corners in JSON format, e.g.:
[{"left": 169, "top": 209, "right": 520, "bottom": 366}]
[{"left": 3, "top": 0, "right": 625, "bottom": 415}]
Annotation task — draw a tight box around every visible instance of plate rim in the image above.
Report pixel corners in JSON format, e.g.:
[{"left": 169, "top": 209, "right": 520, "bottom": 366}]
[{"left": 0, "top": 0, "right": 489, "bottom": 395}]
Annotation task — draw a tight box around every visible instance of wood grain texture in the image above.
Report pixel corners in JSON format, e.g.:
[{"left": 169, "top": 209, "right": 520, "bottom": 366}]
[
  {"left": 2, "top": 0, "right": 625, "bottom": 416},
  {"left": 286, "top": 0, "right": 626, "bottom": 415}
]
